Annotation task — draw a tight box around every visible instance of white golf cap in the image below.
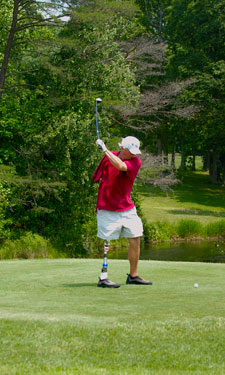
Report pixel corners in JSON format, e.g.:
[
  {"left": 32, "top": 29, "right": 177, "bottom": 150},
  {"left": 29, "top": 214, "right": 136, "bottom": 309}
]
[{"left": 119, "top": 136, "right": 141, "bottom": 155}]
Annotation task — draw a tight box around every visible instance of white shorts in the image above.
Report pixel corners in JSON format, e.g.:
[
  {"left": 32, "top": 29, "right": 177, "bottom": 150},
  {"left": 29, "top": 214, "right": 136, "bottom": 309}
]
[{"left": 97, "top": 207, "right": 143, "bottom": 240}]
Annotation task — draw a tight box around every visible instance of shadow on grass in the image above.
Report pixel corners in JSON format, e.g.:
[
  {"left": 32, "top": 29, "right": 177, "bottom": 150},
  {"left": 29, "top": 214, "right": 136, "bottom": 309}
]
[
  {"left": 138, "top": 171, "right": 225, "bottom": 210},
  {"left": 137, "top": 184, "right": 166, "bottom": 197},
  {"left": 62, "top": 283, "right": 97, "bottom": 288},
  {"left": 172, "top": 172, "right": 225, "bottom": 209},
  {"left": 167, "top": 209, "right": 225, "bottom": 218}
]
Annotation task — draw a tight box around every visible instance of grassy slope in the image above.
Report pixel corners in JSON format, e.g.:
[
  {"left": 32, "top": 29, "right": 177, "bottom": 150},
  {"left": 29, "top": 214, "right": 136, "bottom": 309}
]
[
  {"left": 0, "top": 259, "right": 225, "bottom": 375},
  {"left": 139, "top": 171, "right": 225, "bottom": 226}
]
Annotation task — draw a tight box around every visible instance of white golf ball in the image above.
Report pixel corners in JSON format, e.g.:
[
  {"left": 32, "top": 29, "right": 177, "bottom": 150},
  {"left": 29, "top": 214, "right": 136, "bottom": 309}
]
[{"left": 194, "top": 283, "right": 199, "bottom": 288}]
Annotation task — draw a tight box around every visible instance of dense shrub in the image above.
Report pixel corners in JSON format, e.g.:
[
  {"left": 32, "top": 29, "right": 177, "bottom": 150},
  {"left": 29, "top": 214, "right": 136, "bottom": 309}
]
[
  {"left": 0, "top": 181, "right": 11, "bottom": 241},
  {"left": 205, "top": 220, "right": 225, "bottom": 237},
  {"left": 144, "top": 221, "right": 176, "bottom": 242},
  {"left": 0, "top": 232, "right": 63, "bottom": 259},
  {"left": 176, "top": 219, "right": 203, "bottom": 238},
  {"left": 1, "top": 114, "right": 101, "bottom": 256}
]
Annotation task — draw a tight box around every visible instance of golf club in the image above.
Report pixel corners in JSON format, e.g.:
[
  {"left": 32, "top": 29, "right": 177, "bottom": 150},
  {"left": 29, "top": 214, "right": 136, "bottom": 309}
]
[{"left": 95, "top": 97, "right": 102, "bottom": 140}]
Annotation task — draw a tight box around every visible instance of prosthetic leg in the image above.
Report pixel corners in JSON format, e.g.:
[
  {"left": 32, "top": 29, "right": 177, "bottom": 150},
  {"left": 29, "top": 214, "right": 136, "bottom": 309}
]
[
  {"left": 97, "top": 240, "right": 120, "bottom": 288},
  {"left": 100, "top": 240, "right": 109, "bottom": 280}
]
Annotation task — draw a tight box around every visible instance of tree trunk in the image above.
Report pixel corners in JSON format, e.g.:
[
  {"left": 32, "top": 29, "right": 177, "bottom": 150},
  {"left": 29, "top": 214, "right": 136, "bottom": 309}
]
[
  {"left": 163, "top": 137, "right": 168, "bottom": 166},
  {"left": 171, "top": 144, "right": 176, "bottom": 169},
  {"left": 203, "top": 152, "right": 210, "bottom": 171},
  {"left": 181, "top": 141, "right": 186, "bottom": 169},
  {"left": 220, "top": 153, "right": 225, "bottom": 184},
  {"left": 222, "top": 162, "right": 225, "bottom": 185},
  {"left": 156, "top": 136, "right": 162, "bottom": 156},
  {"left": 0, "top": 0, "right": 19, "bottom": 100},
  {"left": 209, "top": 152, "right": 219, "bottom": 184}
]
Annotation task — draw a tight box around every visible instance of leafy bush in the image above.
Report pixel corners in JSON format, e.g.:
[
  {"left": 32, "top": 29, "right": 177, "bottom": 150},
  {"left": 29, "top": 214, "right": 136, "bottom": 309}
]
[
  {"left": 176, "top": 219, "right": 203, "bottom": 238},
  {"left": 144, "top": 221, "right": 175, "bottom": 242},
  {"left": 2, "top": 114, "right": 101, "bottom": 256},
  {"left": 81, "top": 214, "right": 102, "bottom": 257},
  {"left": 0, "top": 232, "right": 64, "bottom": 260},
  {"left": 154, "top": 221, "right": 176, "bottom": 240},
  {"left": 0, "top": 181, "right": 11, "bottom": 241},
  {"left": 205, "top": 220, "right": 225, "bottom": 237},
  {"left": 144, "top": 222, "right": 161, "bottom": 242}
]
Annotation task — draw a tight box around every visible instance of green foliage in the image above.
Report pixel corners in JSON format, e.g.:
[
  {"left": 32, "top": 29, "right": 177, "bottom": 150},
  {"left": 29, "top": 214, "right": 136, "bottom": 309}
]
[
  {"left": 0, "top": 232, "right": 63, "bottom": 260},
  {"left": 143, "top": 219, "right": 225, "bottom": 242},
  {"left": 0, "top": 1, "right": 13, "bottom": 53},
  {"left": 3, "top": 113, "right": 101, "bottom": 255},
  {"left": 144, "top": 221, "right": 175, "bottom": 242},
  {"left": 0, "top": 92, "right": 54, "bottom": 165},
  {"left": 164, "top": 0, "right": 225, "bottom": 181},
  {"left": 51, "top": 15, "right": 141, "bottom": 111},
  {"left": 72, "top": 0, "right": 141, "bottom": 32},
  {"left": 166, "top": 0, "right": 225, "bottom": 77},
  {"left": 182, "top": 61, "right": 225, "bottom": 150},
  {"left": 0, "top": 180, "right": 12, "bottom": 240},
  {"left": 81, "top": 214, "right": 102, "bottom": 257},
  {"left": 205, "top": 220, "right": 225, "bottom": 238},
  {"left": 0, "top": 0, "right": 54, "bottom": 99},
  {"left": 144, "top": 222, "right": 162, "bottom": 242},
  {"left": 1, "top": 0, "right": 225, "bottom": 255},
  {"left": 136, "top": 0, "right": 169, "bottom": 40},
  {"left": 176, "top": 219, "right": 203, "bottom": 238},
  {"left": 0, "top": 0, "right": 142, "bottom": 255}
]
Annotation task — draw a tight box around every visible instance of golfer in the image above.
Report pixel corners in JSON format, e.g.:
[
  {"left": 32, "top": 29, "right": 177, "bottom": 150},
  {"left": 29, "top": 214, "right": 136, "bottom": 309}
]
[{"left": 93, "top": 136, "right": 152, "bottom": 288}]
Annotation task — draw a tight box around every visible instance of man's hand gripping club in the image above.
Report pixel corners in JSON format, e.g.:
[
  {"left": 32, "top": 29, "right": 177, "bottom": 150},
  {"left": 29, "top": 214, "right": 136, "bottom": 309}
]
[{"left": 96, "top": 139, "right": 107, "bottom": 152}]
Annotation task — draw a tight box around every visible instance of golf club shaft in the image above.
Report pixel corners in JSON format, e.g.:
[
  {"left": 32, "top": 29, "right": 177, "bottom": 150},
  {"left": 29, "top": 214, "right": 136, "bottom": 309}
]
[{"left": 95, "top": 101, "right": 100, "bottom": 140}]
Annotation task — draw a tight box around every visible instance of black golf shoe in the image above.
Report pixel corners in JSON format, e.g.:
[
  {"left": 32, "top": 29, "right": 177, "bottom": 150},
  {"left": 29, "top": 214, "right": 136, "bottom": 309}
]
[
  {"left": 126, "top": 274, "right": 152, "bottom": 285},
  {"left": 97, "top": 278, "right": 120, "bottom": 288}
]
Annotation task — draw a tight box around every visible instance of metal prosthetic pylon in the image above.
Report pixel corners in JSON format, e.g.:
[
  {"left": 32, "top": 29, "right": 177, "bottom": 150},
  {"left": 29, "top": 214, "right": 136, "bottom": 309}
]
[{"left": 100, "top": 240, "right": 110, "bottom": 280}]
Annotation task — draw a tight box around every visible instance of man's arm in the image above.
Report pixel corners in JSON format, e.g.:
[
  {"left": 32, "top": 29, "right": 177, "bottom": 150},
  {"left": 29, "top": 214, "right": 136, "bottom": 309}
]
[
  {"left": 105, "top": 149, "right": 127, "bottom": 171},
  {"left": 96, "top": 139, "right": 127, "bottom": 171}
]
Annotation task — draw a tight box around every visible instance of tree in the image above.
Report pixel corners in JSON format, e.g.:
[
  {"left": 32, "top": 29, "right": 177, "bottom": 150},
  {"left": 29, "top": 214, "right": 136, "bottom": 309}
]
[
  {"left": 114, "top": 0, "right": 195, "bottom": 176},
  {"left": 0, "top": 0, "right": 143, "bottom": 253},
  {"left": 166, "top": 0, "right": 225, "bottom": 77},
  {"left": 0, "top": 0, "right": 70, "bottom": 100},
  {"left": 166, "top": 0, "right": 225, "bottom": 181},
  {"left": 136, "top": 0, "right": 170, "bottom": 41}
]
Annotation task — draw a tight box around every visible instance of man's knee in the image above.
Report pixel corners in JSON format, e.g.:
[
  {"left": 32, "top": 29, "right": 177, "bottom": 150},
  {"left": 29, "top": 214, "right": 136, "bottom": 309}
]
[{"left": 128, "top": 237, "right": 140, "bottom": 247}]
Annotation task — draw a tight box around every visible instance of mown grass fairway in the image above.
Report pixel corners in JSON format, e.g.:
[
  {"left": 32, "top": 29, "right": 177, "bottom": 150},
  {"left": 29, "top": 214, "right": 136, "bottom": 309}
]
[{"left": 0, "top": 259, "right": 225, "bottom": 375}]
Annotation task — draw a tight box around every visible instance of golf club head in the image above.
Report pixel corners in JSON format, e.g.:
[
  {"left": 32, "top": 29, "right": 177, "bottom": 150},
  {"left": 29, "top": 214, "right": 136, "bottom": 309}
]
[{"left": 96, "top": 98, "right": 102, "bottom": 103}]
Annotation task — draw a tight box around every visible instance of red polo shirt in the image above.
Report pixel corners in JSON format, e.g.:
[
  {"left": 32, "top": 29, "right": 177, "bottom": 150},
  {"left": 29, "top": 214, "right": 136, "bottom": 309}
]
[{"left": 92, "top": 152, "right": 141, "bottom": 211}]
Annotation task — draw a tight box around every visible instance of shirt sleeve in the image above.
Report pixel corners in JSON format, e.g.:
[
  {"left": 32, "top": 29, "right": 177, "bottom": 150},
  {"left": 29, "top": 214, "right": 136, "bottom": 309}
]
[
  {"left": 92, "top": 156, "right": 107, "bottom": 183},
  {"left": 123, "top": 157, "right": 141, "bottom": 182}
]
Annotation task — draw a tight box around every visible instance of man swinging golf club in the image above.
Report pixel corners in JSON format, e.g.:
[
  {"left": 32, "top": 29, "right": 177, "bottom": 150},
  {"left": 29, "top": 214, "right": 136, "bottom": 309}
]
[{"left": 93, "top": 135, "right": 153, "bottom": 288}]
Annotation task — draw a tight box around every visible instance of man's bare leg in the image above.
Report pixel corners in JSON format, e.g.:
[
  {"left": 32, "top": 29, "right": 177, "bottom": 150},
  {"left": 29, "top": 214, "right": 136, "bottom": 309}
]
[
  {"left": 128, "top": 237, "right": 140, "bottom": 277},
  {"left": 127, "top": 237, "right": 152, "bottom": 285}
]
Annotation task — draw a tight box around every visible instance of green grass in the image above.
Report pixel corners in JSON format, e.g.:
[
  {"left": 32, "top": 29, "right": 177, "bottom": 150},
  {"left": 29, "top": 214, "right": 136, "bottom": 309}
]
[
  {"left": 139, "top": 171, "right": 225, "bottom": 226},
  {"left": 0, "top": 259, "right": 225, "bottom": 375},
  {"left": 167, "top": 155, "right": 204, "bottom": 171}
]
